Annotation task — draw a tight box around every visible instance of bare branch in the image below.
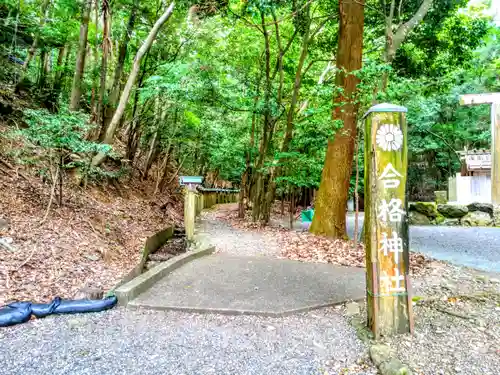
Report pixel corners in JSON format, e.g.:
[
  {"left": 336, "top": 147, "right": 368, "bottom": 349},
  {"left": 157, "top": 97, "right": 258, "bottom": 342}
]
[
  {"left": 302, "top": 59, "right": 336, "bottom": 78},
  {"left": 354, "top": 0, "right": 385, "bottom": 18},
  {"left": 227, "top": 7, "right": 264, "bottom": 34},
  {"left": 388, "top": 0, "right": 396, "bottom": 27},
  {"left": 392, "top": 0, "right": 433, "bottom": 52},
  {"left": 262, "top": 0, "right": 317, "bottom": 27},
  {"left": 282, "top": 29, "right": 299, "bottom": 57},
  {"left": 310, "top": 13, "right": 337, "bottom": 39},
  {"left": 397, "top": 0, "right": 405, "bottom": 27}
]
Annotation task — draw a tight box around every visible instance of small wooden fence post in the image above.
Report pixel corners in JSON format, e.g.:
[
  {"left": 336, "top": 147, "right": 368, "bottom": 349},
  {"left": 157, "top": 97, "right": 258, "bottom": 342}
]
[
  {"left": 364, "top": 103, "right": 413, "bottom": 338},
  {"left": 184, "top": 189, "right": 196, "bottom": 241}
]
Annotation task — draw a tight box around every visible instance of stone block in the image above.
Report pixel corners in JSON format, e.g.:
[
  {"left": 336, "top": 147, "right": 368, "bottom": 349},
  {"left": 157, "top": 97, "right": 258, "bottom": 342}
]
[
  {"left": 0, "top": 217, "right": 9, "bottom": 232},
  {"left": 370, "top": 345, "right": 392, "bottom": 366},
  {"left": 442, "top": 218, "right": 461, "bottom": 226},
  {"left": 346, "top": 302, "right": 360, "bottom": 316},
  {"left": 409, "top": 211, "right": 432, "bottom": 225},
  {"left": 412, "top": 202, "right": 438, "bottom": 218},
  {"left": 434, "top": 214, "right": 445, "bottom": 225},
  {"left": 434, "top": 191, "right": 447, "bottom": 204},
  {"left": 461, "top": 211, "right": 493, "bottom": 227},
  {"left": 467, "top": 202, "right": 493, "bottom": 215},
  {"left": 437, "top": 204, "right": 468, "bottom": 218},
  {"left": 493, "top": 205, "right": 500, "bottom": 227}
]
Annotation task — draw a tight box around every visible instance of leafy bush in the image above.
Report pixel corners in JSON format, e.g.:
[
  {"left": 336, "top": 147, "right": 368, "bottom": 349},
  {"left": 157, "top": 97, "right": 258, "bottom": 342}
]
[
  {"left": 21, "top": 108, "right": 109, "bottom": 156},
  {"left": 4, "top": 108, "right": 112, "bottom": 185}
]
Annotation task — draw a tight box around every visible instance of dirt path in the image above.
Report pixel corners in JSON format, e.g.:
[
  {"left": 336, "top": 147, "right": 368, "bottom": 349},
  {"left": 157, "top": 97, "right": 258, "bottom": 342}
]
[{"left": 198, "top": 208, "right": 282, "bottom": 257}]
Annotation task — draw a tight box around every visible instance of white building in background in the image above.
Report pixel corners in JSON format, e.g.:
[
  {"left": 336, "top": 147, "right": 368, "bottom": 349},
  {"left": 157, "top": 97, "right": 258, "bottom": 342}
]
[{"left": 448, "top": 150, "right": 491, "bottom": 204}]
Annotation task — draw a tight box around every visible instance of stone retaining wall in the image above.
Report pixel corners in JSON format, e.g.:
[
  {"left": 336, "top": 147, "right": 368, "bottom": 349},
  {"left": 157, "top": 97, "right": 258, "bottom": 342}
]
[{"left": 409, "top": 202, "right": 500, "bottom": 227}]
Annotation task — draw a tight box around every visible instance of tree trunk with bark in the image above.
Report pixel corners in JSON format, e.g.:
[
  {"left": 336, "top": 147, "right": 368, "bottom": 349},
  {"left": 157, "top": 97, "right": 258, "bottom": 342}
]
[
  {"left": 46, "top": 45, "right": 66, "bottom": 111},
  {"left": 309, "top": 0, "right": 364, "bottom": 239},
  {"left": 97, "top": 0, "right": 110, "bottom": 127},
  {"left": 70, "top": 0, "right": 92, "bottom": 111},
  {"left": 239, "top": 88, "right": 259, "bottom": 218},
  {"left": 251, "top": 11, "right": 272, "bottom": 222},
  {"left": 62, "top": 44, "right": 72, "bottom": 92},
  {"left": 91, "top": 2, "right": 175, "bottom": 167},
  {"left": 262, "top": 18, "right": 311, "bottom": 223},
  {"left": 23, "top": 0, "right": 51, "bottom": 70},
  {"left": 38, "top": 50, "right": 48, "bottom": 89},
  {"left": 100, "top": 0, "right": 138, "bottom": 139},
  {"left": 143, "top": 95, "right": 167, "bottom": 179},
  {"left": 90, "top": 0, "right": 99, "bottom": 122},
  {"left": 158, "top": 108, "right": 179, "bottom": 192}
]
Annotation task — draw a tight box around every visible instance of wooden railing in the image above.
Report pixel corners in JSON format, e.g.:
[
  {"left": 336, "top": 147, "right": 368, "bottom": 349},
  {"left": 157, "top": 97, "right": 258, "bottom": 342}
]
[{"left": 184, "top": 187, "right": 239, "bottom": 241}]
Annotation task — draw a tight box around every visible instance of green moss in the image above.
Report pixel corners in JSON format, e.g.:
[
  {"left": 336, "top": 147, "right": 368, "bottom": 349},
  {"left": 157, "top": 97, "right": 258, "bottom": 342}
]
[
  {"left": 413, "top": 202, "right": 438, "bottom": 218},
  {"left": 434, "top": 214, "right": 445, "bottom": 225}
]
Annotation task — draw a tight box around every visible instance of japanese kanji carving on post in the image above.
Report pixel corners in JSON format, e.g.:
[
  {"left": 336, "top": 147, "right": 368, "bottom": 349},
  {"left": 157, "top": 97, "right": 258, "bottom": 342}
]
[{"left": 364, "top": 103, "right": 413, "bottom": 337}]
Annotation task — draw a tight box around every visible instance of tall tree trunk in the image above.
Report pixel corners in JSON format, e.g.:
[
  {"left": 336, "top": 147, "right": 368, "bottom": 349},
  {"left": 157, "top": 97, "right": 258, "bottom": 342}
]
[
  {"left": 90, "top": 0, "right": 99, "bottom": 122},
  {"left": 310, "top": 0, "right": 364, "bottom": 238},
  {"left": 143, "top": 95, "right": 167, "bottom": 178},
  {"left": 70, "top": 0, "right": 92, "bottom": 111},
  {"left": 101, "top": 0, "right": 138, "bottom": 138},
  {"left": 91, "top": 2, "right": 175, "bottom": 167},
  {"left": 125, "top": 56, "right": 150, "bottom": 162},
  {"left": 46, "top": 45, "right": 66, "bottom": 111},
  {"left": 251, "top": 11, "right": 272, "bottom": 222},
  {"left": 262, "top": 20, "right": 311, "bottom": 223},
  {"left": 62, "top": 44, "right": 72, "bottom": 93},
  {"left": 53, "top": 46, "right": 66, "bottom": 86},
  {"left": 97, "top": 0, "right": 110, "bottom": 128},
  {"left": 23, "top": 0, "right": 50, "bottom": 70},
  {"left": 158, "top": 108, "right": 179, "bottom": 192},
  {"left": 38, "top": 50, "right": 48, "bottom": 88},
  {"left": 126, "top": 90, "right": 143, "bottom": 162},
  {"left": 239, "top": 99, "right": 258, "bottom": 218}
]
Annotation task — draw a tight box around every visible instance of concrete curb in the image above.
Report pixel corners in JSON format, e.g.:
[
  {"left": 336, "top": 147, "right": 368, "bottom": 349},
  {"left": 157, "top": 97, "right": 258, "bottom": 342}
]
[
  {"left": 107, "top": 226, "right": 175, "bottom": 296},
  {"left": 114, "top": 246, "right": 216, "bottom": 306},
  {"left": 127, "top": 297, "right": 366, "bottom": 317}
]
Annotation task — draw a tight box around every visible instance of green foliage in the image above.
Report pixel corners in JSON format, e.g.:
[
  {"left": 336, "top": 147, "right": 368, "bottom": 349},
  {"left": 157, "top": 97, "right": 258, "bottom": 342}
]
[
  {"left": 20, "top": 108, "right": 109, "bottom": 155},
  {"left": 1, "top": 0, "right": 498, "bottom": 204}
]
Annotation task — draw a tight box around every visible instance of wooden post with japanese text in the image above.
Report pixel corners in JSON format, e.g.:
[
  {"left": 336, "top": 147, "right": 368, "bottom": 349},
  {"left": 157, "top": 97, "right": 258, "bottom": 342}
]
[{"left": 364, "top": 103, "right": 413, "bottom": 338}]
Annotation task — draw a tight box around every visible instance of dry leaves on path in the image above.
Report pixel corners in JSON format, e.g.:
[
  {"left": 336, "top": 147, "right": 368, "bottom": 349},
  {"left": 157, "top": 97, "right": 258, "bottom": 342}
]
[
  {"left": 209, "top": 203, "right": 431, "bottom": 274},
  {"left": 276, "top": 230, "right": 431, "bottom": 274}
]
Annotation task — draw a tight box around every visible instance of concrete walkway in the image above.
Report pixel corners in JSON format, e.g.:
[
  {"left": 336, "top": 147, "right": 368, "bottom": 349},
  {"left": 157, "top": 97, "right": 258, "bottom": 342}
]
[{"left": 129, "top": 254, "right": 365, "bottom": 315}]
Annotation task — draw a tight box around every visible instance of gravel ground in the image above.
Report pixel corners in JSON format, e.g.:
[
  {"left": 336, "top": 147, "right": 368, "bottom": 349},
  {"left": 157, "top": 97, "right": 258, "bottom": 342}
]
[
  {"left": 5, "top": 206, "right": 497, "bottom": 375},
  {"left": 0, "top": 307, "right": 376, "bottom": 375},
  {"left": 389, "top": 265, "right": 500, "bottom": 375},
  {"left": 346, "top": 262, "right": 500, "bottom": 375}
]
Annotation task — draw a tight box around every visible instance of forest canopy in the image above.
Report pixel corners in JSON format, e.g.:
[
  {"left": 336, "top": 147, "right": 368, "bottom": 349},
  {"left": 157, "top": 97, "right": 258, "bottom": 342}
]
[{"left": 0, "top": 0, "right": 498, "bottom": 234}]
